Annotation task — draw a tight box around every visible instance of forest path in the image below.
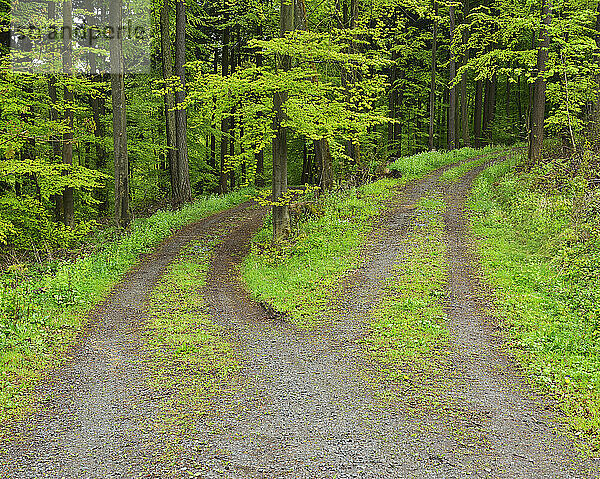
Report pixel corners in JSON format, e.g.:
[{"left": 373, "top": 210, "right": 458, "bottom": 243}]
[
  {"left": 2, "top": 153, "right": 599, "bottom": 478},
  {"left": 187, "top": 156, "right": 598, "bottom": 478}
]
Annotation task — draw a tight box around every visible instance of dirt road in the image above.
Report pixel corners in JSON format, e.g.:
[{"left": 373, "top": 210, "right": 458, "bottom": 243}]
[{"left": 1, "top": 156, "right": 598, "bottom": 478}]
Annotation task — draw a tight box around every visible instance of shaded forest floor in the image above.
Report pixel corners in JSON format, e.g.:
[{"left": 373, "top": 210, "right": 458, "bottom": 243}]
[{"left": 2, "top": 155, "right": 600, "bottom": 478}]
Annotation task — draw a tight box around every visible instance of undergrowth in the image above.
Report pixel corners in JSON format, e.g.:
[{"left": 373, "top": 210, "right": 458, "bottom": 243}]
[
  {"left": 438, "top": 152, "right": 505, "bottom": 183},
  {"left": 470, "top": 155, "right": 600, "bottom": 444},
  {"left": 388, "top": 145, "right": 496, "bottom": 177},
  {"left": 0, "top": 189, "right": 252, "bottom": 423},
  {"left": 243, "top": 147, "right": 498, "bottom": 328}
]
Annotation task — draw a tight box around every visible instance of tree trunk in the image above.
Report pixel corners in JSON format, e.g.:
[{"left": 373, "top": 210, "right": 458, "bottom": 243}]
[
  {"left": 460, "top": 1, "right": 470, "bottom": 147},
  {"left": 62, "top": 0, "right": 74, "bottom": 227},
  {"left": 174, "top": 0, "right": 192, "bottom": 206},
  {"left": 220, "top": 10, "right": 230, "bottom": 194},
  {"left": 528, "top": 0, "right": 552, "bottom": 163},
  {"left": 160, "top": 0, "right": 180, "bottom": 207},
  {"left": 428, "top": 0, "right": 437, "bottom": 150},
  {"left": 447, "top": 5, "right": 457, "bottom": 150},
  {"left": 474, "top": 79, "right": 483, "bottom": 148},
  {"left": 316, "top": 138, "right": 333, "bottom": 190},
  {"left": 255, "top": 24, "right": 265, "bottom": 187},
  {"left": 296, "top": 0, "right": 333, "bottom": 188},
  {"left": 272, "top": 0, "right": 294, "bottom": 240},
  {"left": 109, "top": 0, "right": 131, "bottom": 228}
]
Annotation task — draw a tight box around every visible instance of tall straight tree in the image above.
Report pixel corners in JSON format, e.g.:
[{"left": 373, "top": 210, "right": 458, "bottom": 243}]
[
  {"left": 448, "top": 3, "right": 457, "bottom": 150},
  {"left": 173, "top": 0, "right": 192, "bottom": 206},
  {"left": 460, "top": 0, "right": 470, "bottom": 146},
  {"left": 159, "top": 0, "right": 179, "bottom": 207},
  {"left": 272, "top": 0, "right": 293, "bottom": 240},
  {"left": 295, "top": 0, "right": 333, "bottom": 190},
  {"left": 428, "top": 0, "right": 438, "bottom": 150},
  {"left": 62, "top": 0, "right": 74, "bottom": 226},
  {"left": 109, "top": 0, "right": 131, "bottom": 228},
  {"left": 528, "top": 0, "right": 552, "bottom": 163},
  {"left": 219, "top": 2, "right": 230, "bottom": 194}
]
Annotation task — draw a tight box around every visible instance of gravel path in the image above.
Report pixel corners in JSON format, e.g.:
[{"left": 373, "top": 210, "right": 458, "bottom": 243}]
[{"left": 1, "top": 155, "right": 599, "bottom": 478}]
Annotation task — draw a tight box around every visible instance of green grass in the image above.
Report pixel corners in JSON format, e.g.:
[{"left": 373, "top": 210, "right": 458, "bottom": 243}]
[
  {"left": 470, "top": 156, "right": 600, "bottom": 442},
  {"left": 145, "top": 237, "right": 238, "bottom": 435},
  {"left": 388, "top": 145, "right": 497, "bottom": 178},
  {"left": 438, "top": 153, "right": 501, "bottom": 183},
  {"left": 364, "top": 194, "right": 449, "bottom": 374},
  {"left": 0, "top": 188, "right": 252, "bottom": 423},
  {"left": 243, "top": 147, "right": 498, "bottom": 328},
  {"left": 244, "top": 179, "right": 400, "bottom": 327}
]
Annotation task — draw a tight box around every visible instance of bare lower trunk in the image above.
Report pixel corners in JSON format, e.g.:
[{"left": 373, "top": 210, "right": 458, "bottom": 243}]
[
  {"left": 173, "top": 0, "right": 192, "bottom": 207},
  {"left": 62, "top": 0, "right": 74, "bottom": 226},
  {"left": 272, "top": 90, "right": 290, "bottom": 239},
  {"left": 110, "top": 0, "right": 130, "bottom": 228},
  {"left": 428, "top": 1, "right": 437, "bottom": 150},
  {"left": 447, "top": 5, "right": 457, "bottom": 150},
  {"left": 159, "top": 0, "right": 179, "bottom": 207},
  {"left": 474, "top": 79, "right": 483, "bottom": 148},
  {"left": 528, "top": 0, "right": 552, "bottom": 163}
]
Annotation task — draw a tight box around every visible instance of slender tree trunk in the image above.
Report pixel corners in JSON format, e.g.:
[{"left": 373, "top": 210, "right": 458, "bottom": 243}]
[
  {"left": 429, "top": 0, "right": 437, "bottom": 150},
  {"left": 174, "top": 0, "right": 192, "bottom": 206},
  {"left": 528, "top": 0, "right": 552, "bottom": 163},
  {"left": 395, "top": 70, "right": 403, "bottom": 154},
  {"left": 229, "top": 106, "right": 236, "bottom": 189},
  {"left": 220, "top": 8, "right": 230, "bottom": 194},
  {"left": 460, "top": 1, "right": 470, "bottom": 147},
  {"left": 474, "top": 79, "right": 483, "bottom": 147},
  {"left": 296, "top": 0, "right": 333, "bottom": 188},
  {"left": 255, "top": 24, "right": 265, "bottom": 187},
  {"left": 301, "top": 141, "right": 310, "bottom": 184},
  {"left": 62, "top": 0, "right": 74, "bottom": 226},
  {"left": 448, "top": 5, "right": 457, "bottom": 149},
  {"left": 229, "top": 30, "right": 237, "bottom": 190},
  {"left": 48, "top": 76, "right": 63, "bottom": 222},
  {"left": 47, "top": 1, "right": 63, "bottom": 220},
  {"left": 109, "top": 0, "right": 131, "bottom": 228},
  {"left": 272, "top": 0, "right": 293, "bottom": 240},
  {"left": 485, "top": 72, "right": 497, "bottom": 139},
  {"left": 160, "top": 0, "right": 179, "bottom": 206},
  {"left": 517, "top": 75, "right": 523, "bottom": 130}
]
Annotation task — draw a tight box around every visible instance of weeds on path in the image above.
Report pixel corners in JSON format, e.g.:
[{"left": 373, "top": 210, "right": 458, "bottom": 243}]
[{"left": 0, "top": 189, "right": 252, "bottom": 423}]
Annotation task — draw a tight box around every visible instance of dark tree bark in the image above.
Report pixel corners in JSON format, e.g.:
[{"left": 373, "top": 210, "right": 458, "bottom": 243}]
[
  {"left": 517, "top": 75, "right": 523, "bottom": 129},
  {"left": 474, "top": 79, "right": 483, "bottom": 147},
  {"left": 47, "top": 1, "right": 63, "bottom": 221},
  {"left": 447, "top": 5, "right": 457, "bottom": 150},
  {"left": 173, "top": 0, "right": 192, "bottom": 206},
  {"left": 301, "top": 140, "right": 310, "bottom": 184},
  {"left": 483, "top": 72, "right": 497, "bottom": 139},
  {"left": 315, "top": 138, "right": 333, "bottom": 190},
  {"left": 428, "top": 0, "right": 437, "bottom": 150},
  {"left": 219, "top": 6, "right": 230, "bottom": 194},
  {"left": 460, "top": 0, "right": 470, "bottom": 147},
  {"left": 272, "top": 0, "right": 294, "bottom": 240},
  {"left": 159, "top": 0, "right": 179, "bottom": 206},
  {"left": 528, "top": 0, "right": 552, "bottom": 163},
  {"left": 296, "top": 0, "right": 333, "bottom": 187},
  {"left": 109, "top": 0, "right": 131, "bottom": 228},
  {"left": 254, "top": 24, "right": 265, "bottom": 187},
  {"left": 62, "top": 0, "right": 74, "bottom": 227}
]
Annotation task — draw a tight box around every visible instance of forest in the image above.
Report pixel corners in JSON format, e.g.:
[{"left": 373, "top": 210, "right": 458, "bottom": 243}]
[
  {"left": 2, "top": 0, "right": 600, "bottom": 476},
  {"left": 2, "top": 0, "right": 597, "bottom": 242}
]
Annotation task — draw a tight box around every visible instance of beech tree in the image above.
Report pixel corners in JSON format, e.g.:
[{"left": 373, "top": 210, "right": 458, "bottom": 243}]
[
  {"left": 272, "top": 0, "right": 293, "bottom": 240},
  {"left": 109, "top": 0, "right": 131, "bottom": 228},
  {"left": 2, "top": 0, "right": 600, "bottom": 250}
]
